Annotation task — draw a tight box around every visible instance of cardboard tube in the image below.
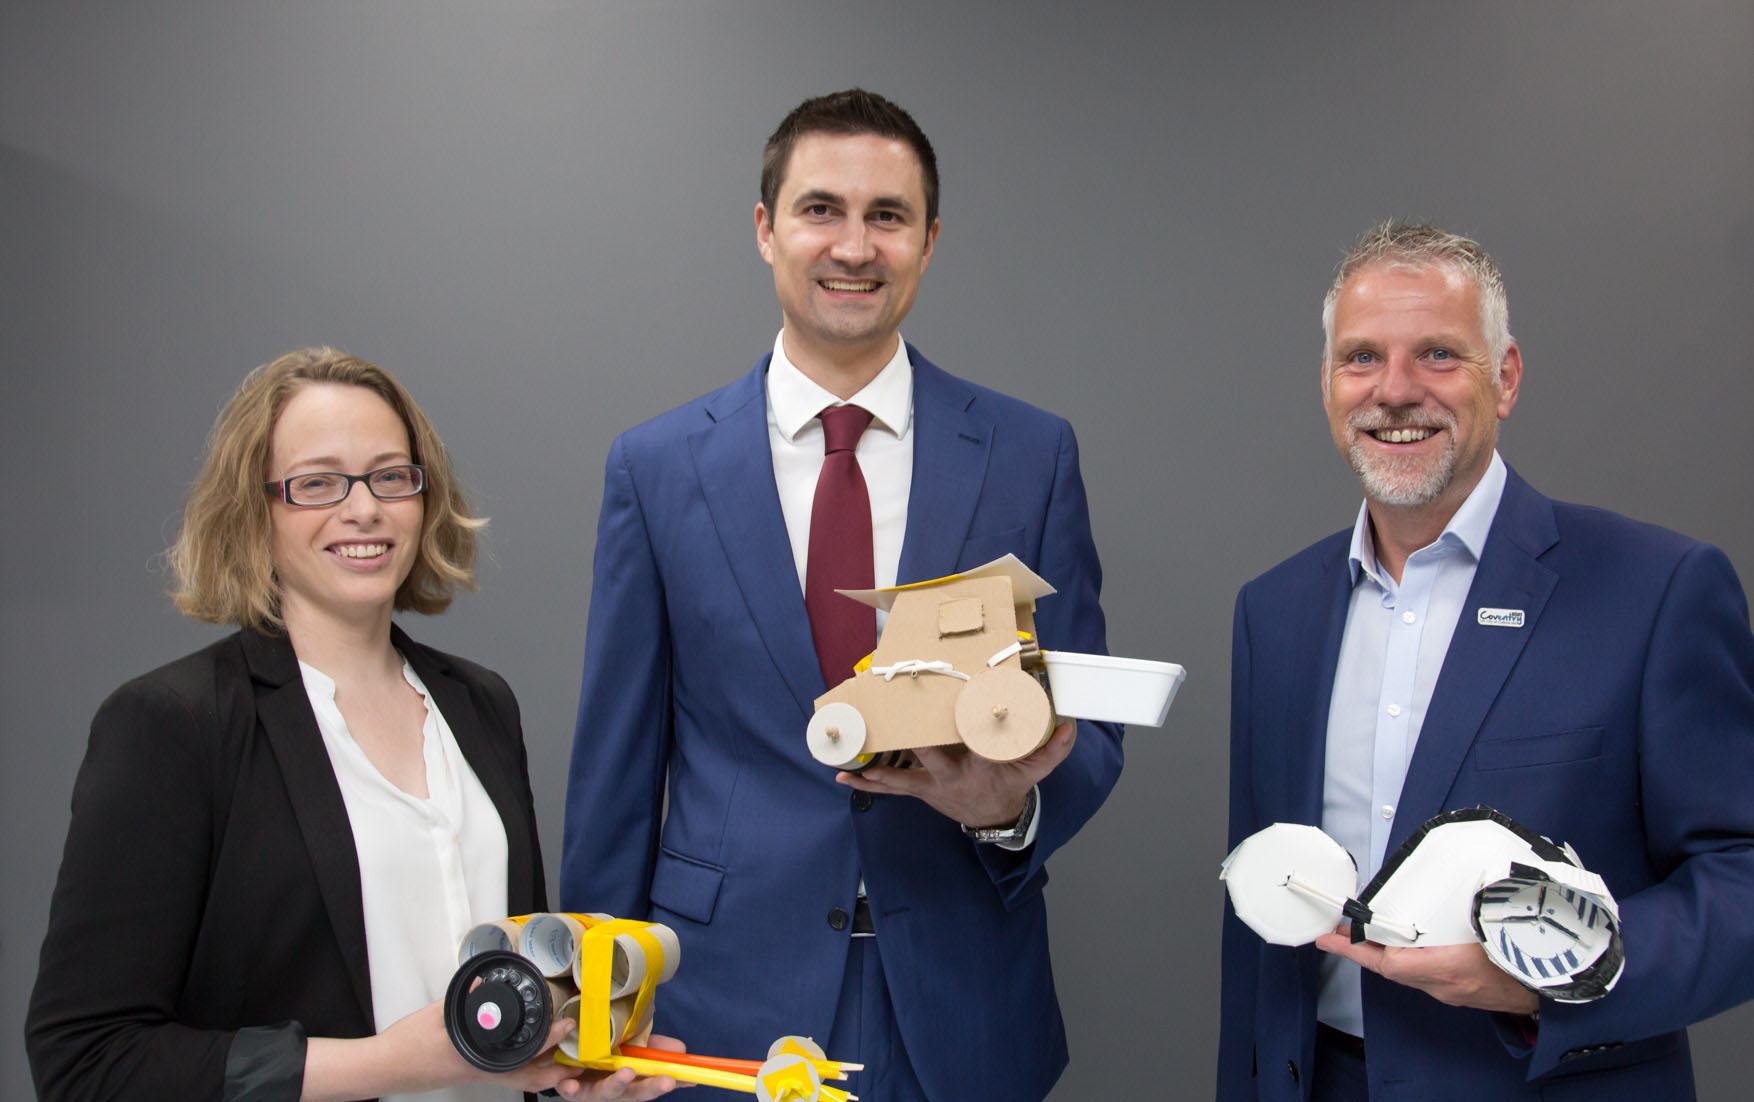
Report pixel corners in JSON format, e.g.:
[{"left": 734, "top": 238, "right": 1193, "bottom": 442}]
[
  {"left": 457, "top": 917, "right": 526, "bottom": 964},
  {"left": 614, "top": 993, "right": 651, "bottom": 1046},
  {"left": 647, "top": 922, "right": 681, "bottom": 984},
  {"left": 557, "top": 995, "right": 585, "bottom": 1061},
  {"left": 548, "top": 978, "right": 577, "bottom": 1010},
  {"left": 607, "top": 922, "right": 682, "bottom": 997},
  {"left": 518, "top": 913, "right": 585, "bottom": 979},
  {"left": 577, "top": 915, "right": 680, "bottom": 996},
  {"left": 558, "top": 993, "right": 636, "bottom": 1060}
]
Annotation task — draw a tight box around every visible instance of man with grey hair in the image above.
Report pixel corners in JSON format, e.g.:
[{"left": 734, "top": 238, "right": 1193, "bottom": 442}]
[{"left": 1219, "top": 221, "right": 1754, "bottom": 1099}]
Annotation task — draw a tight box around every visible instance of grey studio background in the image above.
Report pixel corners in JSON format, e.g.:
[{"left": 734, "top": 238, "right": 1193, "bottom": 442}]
[{"left": 4, "top": 2, "right": 1752, "bottom": 1099}]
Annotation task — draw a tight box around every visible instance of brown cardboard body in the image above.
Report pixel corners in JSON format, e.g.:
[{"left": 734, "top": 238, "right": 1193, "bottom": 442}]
[{"left": 812, "top": 571, "right": 1055, "bottom": 762}]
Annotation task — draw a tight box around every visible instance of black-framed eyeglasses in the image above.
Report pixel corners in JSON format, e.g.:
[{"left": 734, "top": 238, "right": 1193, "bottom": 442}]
[{"left": 264, "top": 464, "right": 428, "bottom": 507}]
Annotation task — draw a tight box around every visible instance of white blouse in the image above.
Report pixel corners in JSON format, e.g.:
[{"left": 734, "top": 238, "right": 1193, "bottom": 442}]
[{"left": 300, "top": 657, "right": 514, "bottom": 1102}]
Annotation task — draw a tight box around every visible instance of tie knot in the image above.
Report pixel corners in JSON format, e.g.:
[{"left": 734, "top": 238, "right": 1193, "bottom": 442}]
[{"left": 819, "top": 405, "right": 873, "bottom": 454}]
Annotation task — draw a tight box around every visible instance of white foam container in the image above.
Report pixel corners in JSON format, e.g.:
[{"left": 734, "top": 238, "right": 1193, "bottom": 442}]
[{"left": 1042, "top": 651, "right": 1186, "bottom": 727}]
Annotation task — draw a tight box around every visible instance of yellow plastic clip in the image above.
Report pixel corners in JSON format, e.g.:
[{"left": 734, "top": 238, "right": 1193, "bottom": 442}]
[{"left": 758, "top": 1060, "right": 819, "bottom": 1101}]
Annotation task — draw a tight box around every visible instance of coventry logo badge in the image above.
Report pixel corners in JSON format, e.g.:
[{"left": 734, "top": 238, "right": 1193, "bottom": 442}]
[{"left": 1476, "top": 607, "right": 1526, "bottom": 628}]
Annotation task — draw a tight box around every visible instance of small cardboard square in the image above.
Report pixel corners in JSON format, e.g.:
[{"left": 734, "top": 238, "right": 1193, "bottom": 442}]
[{"left": 938, "top": 596, "right": 984, "bottom": 636}]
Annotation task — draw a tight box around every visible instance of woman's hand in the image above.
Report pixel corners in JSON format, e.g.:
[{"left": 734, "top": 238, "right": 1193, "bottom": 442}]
[{"left": 302, "top": 1000, "right": 684, "bottom": 1100}]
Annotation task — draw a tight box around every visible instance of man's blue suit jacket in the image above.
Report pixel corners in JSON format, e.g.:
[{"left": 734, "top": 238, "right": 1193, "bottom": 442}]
[
  {"left": 1220, "top": 467, "right": 1754, "bottom": 1101},
  {"left": 561, "top": 348, "right": 1123, "bottom": 1102}
]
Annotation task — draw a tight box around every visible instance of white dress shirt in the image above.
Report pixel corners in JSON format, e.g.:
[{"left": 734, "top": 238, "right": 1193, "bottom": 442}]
[
  {"left": 766, "top": 328, "right": 914, "bottom": 619},
  {"left": 301, "top": 657, "right": 512, "bottom": 1102},
  {"left": 1316, "top": 452, "right": 1508, "bottom": 1037}
]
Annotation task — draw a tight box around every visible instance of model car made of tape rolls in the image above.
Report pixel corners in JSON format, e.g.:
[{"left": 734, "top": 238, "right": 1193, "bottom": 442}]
[
  {"left": 444, "top": 912, "right": 863, "bottom": 1099},
  {"left": 806, "top": 555, "right": 1186, "bottom": 770}
]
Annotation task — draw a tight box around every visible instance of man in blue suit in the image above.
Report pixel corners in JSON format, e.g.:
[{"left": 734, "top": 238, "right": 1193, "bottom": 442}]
[
  {"left": 1219, "top": 221, "right": 1754, "bottom": 1100},
  {"left": 561, "top": 89, "right": 1121, "bottom": 1101}
]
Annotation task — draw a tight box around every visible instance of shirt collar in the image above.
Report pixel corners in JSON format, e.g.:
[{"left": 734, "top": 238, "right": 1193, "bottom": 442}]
[
  {"left": 298, "top": 653, "right": 423, "bottom": 701},
  {"left": 1346, "top": 451, "right": 1508, "bottom": 586},
  {"left": 767, "top": 329, "right": 913, "bottom": 442}
]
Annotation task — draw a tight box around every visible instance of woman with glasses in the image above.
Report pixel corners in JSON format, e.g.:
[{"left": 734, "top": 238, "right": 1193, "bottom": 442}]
[{"left": 25, "top": 348, "right": 677, "bottom": 1102}]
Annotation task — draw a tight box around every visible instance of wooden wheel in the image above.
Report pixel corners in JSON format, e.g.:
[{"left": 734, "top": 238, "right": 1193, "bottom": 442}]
[{"left": 954, "top": 667, "right": 1053, "bottom": 762}]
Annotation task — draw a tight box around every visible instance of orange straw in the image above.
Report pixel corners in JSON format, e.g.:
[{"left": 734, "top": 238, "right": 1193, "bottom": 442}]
[
  {"left": 617, "top": 1045, "right": 764, "bottom": 1075},
  {"left": 617, "top": 1044, "right": 861, "bottom": 1081}
]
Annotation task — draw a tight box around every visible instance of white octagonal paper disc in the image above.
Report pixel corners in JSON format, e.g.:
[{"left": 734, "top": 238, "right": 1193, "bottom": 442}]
[{"left": 1221, "top": 823, "right": 1358, "bottom": 946}]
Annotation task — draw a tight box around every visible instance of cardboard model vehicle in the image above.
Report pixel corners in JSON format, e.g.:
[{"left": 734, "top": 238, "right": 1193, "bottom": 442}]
[{"left": 806, "top": 555, "right": 1186, "bottom": 770}]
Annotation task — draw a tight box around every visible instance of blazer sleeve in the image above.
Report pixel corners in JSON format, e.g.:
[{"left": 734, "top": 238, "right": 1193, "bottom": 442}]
[
  {"left": 1217, "top": 586, "right": 1261, "bottom": 1098},
  {"left": 25, "top": 678, "right": 304, "bottom": 1102},
  {"left": 977, "top": 419, "right": 1126, "bottom": 894},
  {"left": 1530, "top": 542, "right": 1754, "bottom": 1075},
  {"left": 475, "top": 661, "right": 549, "bottom": 913},
  {"left": 560, "top": 435, "right": 676, "bottom": 918}
]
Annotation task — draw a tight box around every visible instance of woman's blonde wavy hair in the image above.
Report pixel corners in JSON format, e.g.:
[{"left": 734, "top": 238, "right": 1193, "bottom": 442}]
[{"left": 169, "top": 347, "right": 485, "bottom": 632}]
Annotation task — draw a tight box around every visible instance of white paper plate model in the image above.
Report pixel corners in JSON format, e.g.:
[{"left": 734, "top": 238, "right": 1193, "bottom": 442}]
[{"left": 1221, "top": 807, "right": 1624, "bottom": 1002}]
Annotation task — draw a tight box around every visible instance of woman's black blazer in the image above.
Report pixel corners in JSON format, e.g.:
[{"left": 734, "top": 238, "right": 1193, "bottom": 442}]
[{"left": 25, "top": 626, "right": 547, "bottom": 1101}]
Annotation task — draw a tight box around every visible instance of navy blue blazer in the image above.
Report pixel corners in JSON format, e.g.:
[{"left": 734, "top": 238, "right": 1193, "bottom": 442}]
[
  {"left": 560, "top": 348, "right": 1122, "bottom": 1102},
  {"left": 1219, "top": 468, "right": 1754, "bottom": 1100}
]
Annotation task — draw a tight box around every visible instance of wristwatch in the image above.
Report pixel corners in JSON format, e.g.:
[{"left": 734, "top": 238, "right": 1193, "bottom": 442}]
[{"left": 962, "top": 787, "right": 1038, "bottom": 846}]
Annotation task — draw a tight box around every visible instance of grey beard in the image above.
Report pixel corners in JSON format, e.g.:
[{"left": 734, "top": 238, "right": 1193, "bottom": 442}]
[{"left": 1348, "top": 437, "right": 1455, "bottom": 506}]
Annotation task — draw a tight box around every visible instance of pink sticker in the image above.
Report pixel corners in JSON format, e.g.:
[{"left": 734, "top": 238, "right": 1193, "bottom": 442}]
[{"left": 477, "top": 1002, "right": 503, "bottom": 1030}]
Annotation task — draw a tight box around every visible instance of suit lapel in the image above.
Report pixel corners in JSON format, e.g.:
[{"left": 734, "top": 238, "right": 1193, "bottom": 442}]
[
  {"left": 396, "top": 628, "right": 539, "bottom": 914},
  {"left": 240, "top": 630, "right": 375, "bottom": 1026},
  {"left": 1389, "top": 470, "right": 1560, "bottom": 848},
  {"left": 897, "top": 350, "right": 994, "bottom": 583},
  {"left": 690, "top": 358, "right": 824, "bottom": 715}
]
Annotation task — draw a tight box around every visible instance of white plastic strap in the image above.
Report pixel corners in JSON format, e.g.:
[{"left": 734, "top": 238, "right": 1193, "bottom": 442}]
[
  {"left": 868, "top": 659, "right": 970, "bottom": 682},
  {"left": 986, "top": 641, "right": 1023, "bottom": 667}
]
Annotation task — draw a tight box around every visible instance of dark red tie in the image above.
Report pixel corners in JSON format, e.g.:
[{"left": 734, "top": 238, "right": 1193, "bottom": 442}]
[{"left": 806, "top": 405, "right": 876, "bottom": 687}]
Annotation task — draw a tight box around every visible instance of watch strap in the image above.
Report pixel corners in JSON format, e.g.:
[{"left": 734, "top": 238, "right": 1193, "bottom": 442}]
[{"left": 962, "top": 786, "right": 1038, "bottom": 845}]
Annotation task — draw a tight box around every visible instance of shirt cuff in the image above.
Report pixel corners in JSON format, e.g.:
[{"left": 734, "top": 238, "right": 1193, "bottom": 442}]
[{"left": 993, "top": 785, "right": 1042, "bottom": 851}]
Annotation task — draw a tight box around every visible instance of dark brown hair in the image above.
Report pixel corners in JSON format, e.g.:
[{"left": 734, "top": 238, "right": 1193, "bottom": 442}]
[{"left": 761, "top": 88, "right": 940, "bottom": 225}]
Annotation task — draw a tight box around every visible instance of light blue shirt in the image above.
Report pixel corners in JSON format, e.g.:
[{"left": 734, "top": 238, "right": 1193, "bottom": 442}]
[{"left": 1315, "top": 452, "right": 1508, "bottom": 1037}]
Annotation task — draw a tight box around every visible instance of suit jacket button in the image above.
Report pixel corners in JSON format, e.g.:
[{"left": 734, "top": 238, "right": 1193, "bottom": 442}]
[
  {"left": 1287, "top": 1059, "right": 1299, "bottom": 1083},
  {"left": 828, "top": 907, "right": 850, "bottom": 931},
  {"left": 851, "top": 791, "right": 873, "bottom": 812}
]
